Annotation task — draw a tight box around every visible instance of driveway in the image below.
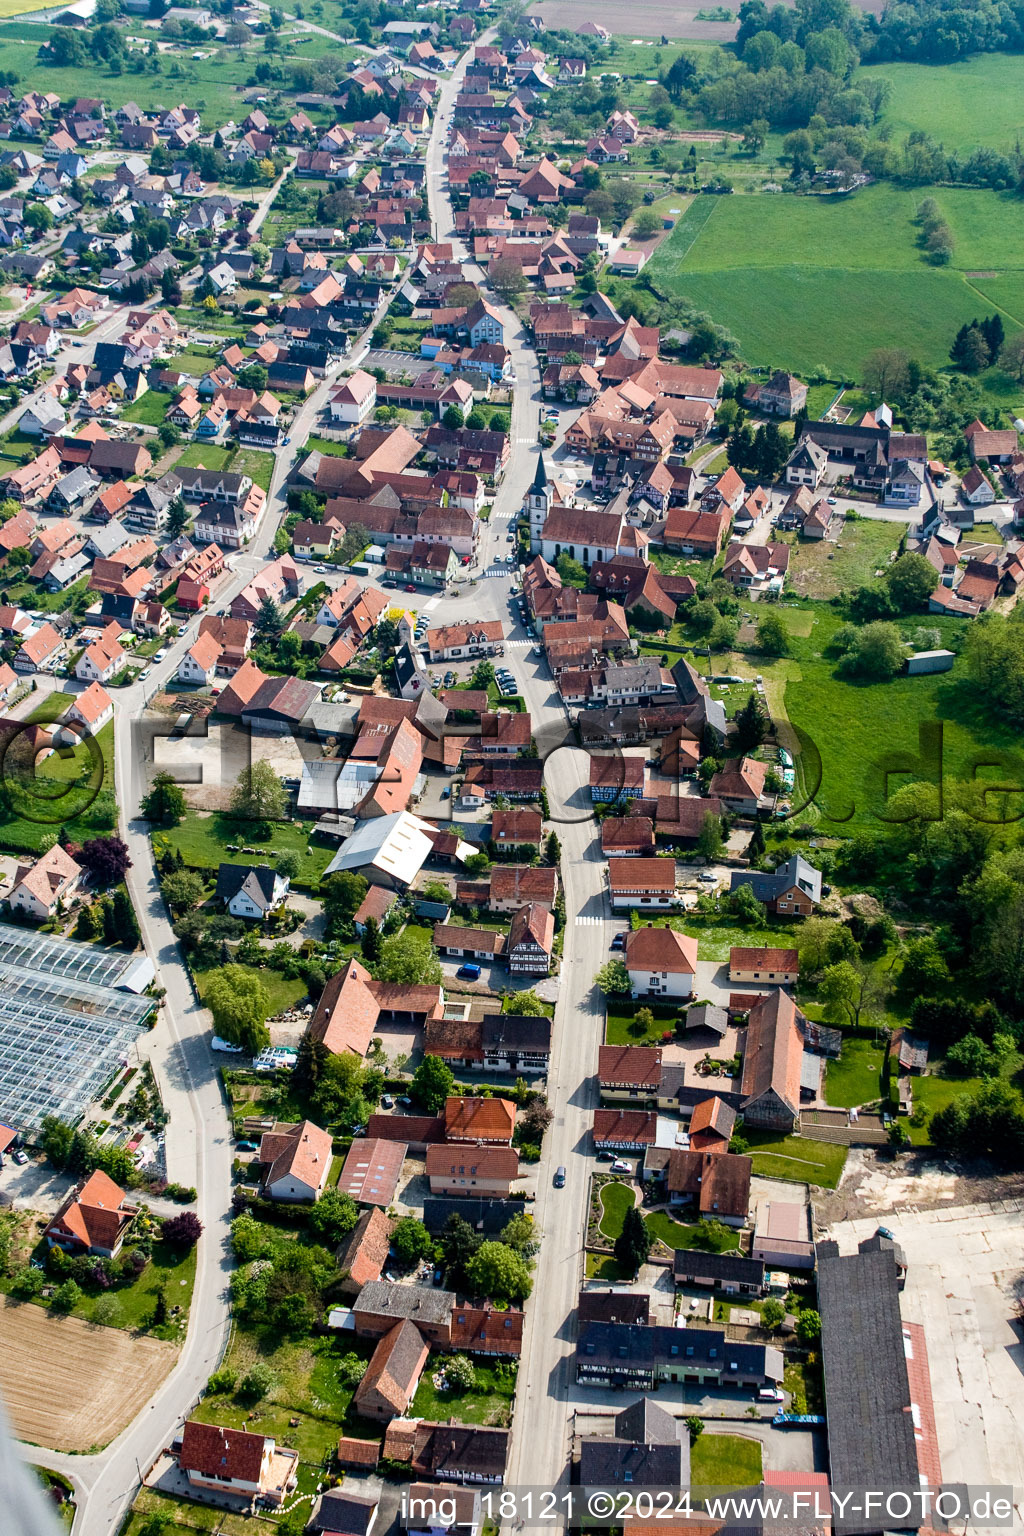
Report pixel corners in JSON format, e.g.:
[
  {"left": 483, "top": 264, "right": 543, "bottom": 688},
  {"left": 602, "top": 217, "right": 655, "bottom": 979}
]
[{"left": 0, "top": 1156, "right": 72, "bottom": 1216}]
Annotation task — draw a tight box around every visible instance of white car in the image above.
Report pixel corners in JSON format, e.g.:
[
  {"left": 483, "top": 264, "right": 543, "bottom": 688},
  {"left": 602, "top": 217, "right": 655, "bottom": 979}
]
[
  {"left": 610, "top": 1158, "right": 632, "bottom": 1173},
  {"left": 153, "top": 647, "right": 167, "bottom": 662}
]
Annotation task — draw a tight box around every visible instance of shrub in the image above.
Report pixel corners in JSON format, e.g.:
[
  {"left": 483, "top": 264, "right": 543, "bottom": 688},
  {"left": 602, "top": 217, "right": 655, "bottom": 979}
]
[
  {"left": 162, "top": 1211, "right": 203, "bottom": 1248},
  {"left": 207, "top": 1367, "right": 238, "bottom": 1394},
  {"left": 239, "top": 1362, "right": 276, "bottom": 1401}
]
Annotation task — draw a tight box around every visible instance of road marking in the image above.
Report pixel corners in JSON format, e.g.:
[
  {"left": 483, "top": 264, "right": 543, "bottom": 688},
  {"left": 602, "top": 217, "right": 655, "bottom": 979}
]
[
  {"left": 483, "top": 565, "right": 511, "bottom": 577},
  {"left": 423, "top": 596, "right": 442, "bottom": 611},
  {"left": 506, "top": 638, "right": 532, "bottom": 648},
  {"left": 574, "top": 914, "right": 605, "bottom": 926}
]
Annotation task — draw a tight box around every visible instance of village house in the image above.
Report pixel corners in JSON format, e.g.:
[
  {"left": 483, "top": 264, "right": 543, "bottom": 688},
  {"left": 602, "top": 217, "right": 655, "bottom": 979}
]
[
  {"left": 624, "top": 925, "right": 697, "bottom": 998},
  {"left": 353, "top": 1320, "right": 430, "bottom": 1422},
  {"left": 505, "top": 901, "right": 554, "bottom": 975},
  {"left": 216, "top": 862, "right": 290, "bottom": 921},
  {"left": 177, "top": 1422, "right": 299, "bottom": 1509},
  {"left": 445, "top": 1096, "right": 516, "bottom": 1145},
  {"left": 729, "top": 946, "right": 799, "bottom": 986},
  {"left": 729, "top": 854, "right": 822, "bottom": 916},
  {"left": 425, "top": 1143, "right": 520, "bottom": 1198},
  {"left": 257, "top": 1120, "right": 333, "bottom": 1202},
  {"left": 608, "top": 858, "right": 679, "bottom": 912},
  {"left": 10, "top": 842, "right": 83, "bottom": 920},
  {"left": 44, "top": 1170, "right": 135, "bottom": 1258}
]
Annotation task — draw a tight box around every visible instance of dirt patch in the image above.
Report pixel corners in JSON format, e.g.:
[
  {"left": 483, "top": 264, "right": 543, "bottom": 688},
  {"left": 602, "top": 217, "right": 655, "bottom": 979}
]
[
  {"left": 0, "top": 1297, "right": 178, "bottom": 1451},
  {"left": 813, "top": 1147, "right": 1024, "bottom": 1228}
]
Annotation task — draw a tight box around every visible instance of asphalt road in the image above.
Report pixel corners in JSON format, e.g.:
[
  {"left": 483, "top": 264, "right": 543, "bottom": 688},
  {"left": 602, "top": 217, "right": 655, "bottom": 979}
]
[{"left": 423, "top": 44, "right": 617, "bottom": 1498}]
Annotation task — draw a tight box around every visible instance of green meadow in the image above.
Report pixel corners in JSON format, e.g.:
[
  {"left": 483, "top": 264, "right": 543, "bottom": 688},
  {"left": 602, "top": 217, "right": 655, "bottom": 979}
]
[{"left": 647, "top": 183, "right": 1024, "bottom": 375}]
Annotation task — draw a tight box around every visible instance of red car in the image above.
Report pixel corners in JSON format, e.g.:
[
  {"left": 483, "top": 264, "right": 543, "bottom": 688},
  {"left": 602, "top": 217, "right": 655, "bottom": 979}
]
[
  {"left": 461, "top": 555, "right": 471, "bottom": 565},
  {"left": 404, "top": 583, "right": 417, "bottom": 592}
]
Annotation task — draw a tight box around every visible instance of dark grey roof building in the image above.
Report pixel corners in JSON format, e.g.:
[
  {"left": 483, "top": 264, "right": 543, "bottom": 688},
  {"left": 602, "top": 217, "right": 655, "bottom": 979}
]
[
  {"left": 578, "top": 1288, "right": 650, "bottom": 1326},
  {"left": 423, "top": 1197, "right": 527, "bottom": 1235},
  {"left": 672, "top": 1249, "right": 766, "bottom": 1293},
  {"left": 578, "top": 1396, "right": 689, "bottom": 1488},
  {"left": 729, "top": 854, "right": 822, "bottom": 907},
  {"left": 817, "top": 1245, "right": 920, "bottom": 1533},
  {"left": 576, "top": 1322, "right": 783, "bottom": 1389}
]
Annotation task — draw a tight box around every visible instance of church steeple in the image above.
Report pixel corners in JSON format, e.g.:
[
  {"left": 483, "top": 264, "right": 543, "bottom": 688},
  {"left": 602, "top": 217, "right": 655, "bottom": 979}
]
[{"left": 530, "top": 454, "right": 548, "bottom": 493}]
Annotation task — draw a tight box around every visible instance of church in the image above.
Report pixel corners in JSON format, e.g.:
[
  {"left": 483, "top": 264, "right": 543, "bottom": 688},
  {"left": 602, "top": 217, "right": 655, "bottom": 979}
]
[{"left": 525, "top": 456, "right": 646, "bottom": 568}]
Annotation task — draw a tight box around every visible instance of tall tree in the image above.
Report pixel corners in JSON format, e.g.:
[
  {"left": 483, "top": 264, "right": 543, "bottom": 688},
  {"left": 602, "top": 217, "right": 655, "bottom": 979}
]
[
  {"left": 411, "top": 1054, "right": 454, "bottom": 1113},
  {"left": 141, "top": 771, "right": 186, "bottom": 825},
  {"left": 230, "top": 761, "right": 287, "bottom": 824},
  {"left": 734, "top": 691, "right": 768, "bottom": 752},
  {"left": 205, "top": 965, "right": 271, "bottom": 1054},
  {"left": 614, "top": 1205, "right": 651, "bottom": 1277}
]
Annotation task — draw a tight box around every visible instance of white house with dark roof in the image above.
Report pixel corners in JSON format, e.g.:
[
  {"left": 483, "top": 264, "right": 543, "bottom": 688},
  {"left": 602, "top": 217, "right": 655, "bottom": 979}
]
[{"left": 215, "top": 862, "right": 290, "bottom": 920}]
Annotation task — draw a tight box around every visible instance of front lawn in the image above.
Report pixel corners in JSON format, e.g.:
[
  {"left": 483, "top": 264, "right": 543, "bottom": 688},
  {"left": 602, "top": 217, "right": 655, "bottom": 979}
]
[
  {"left": 605, "top": 1001, "right": 678, "bottom": 1045},
  {"left": 670, "top": 915, "right": 789, "bottom": 965},
  {"left": 175, "top": 442, "right": 234, "bottom": 471},
  {"left": 597, "top": 1180, "right": 634, "bottom": 1241},
  {"left": 153, "top": 812, "right": 335, "bottom": 890},
  {"left": 120, "top": 392, "right": 170, "bottom": 427},
  {"left": 691, "top": 1432, "right": 763, "bottom": 1489},
  {"left": 596, "top": 1182, "right": 739, "bottom": 1253},
  {"left": 0, "top": 1236, "right": 196, "bottom": 1339},
  {"left": 305, "top": 435, "right": 351, "bottom": 459},
  {"left": 585, "top": 1253, "right": 626, "bottom": 1280},
  {"left": 742, "top": 1131, "right": 847, "bottom": 1188},
  {"left": 195, "top": 961, "right": 309, "bottom": 1019},
  {"left": 409, "top": 1357, "right": 516, "bottom": 1427},
  {"left": 231, "top": 447, "right": 274, "bottom": 493},
  {"left": 645, "top": 1210, "right": 739, "bottom": 1253},
  {"left": 823, "top": 1034, "right": 885, "bottom": 1109}
]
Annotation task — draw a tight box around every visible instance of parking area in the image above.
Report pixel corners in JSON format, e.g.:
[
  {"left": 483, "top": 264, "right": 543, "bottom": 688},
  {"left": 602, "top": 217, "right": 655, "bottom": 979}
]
[{"left": 824, "top": 1202, "right": 1024, "bottom": 1501}]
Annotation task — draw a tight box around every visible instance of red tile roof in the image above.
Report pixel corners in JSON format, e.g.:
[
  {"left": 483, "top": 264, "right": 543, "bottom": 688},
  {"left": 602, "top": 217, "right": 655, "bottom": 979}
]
[
  {"left": 444, "top": 1095, "right": 516, "bottom": 1142},
  {"left": 338, "top": 1137, "right": 407, "bottom": 1205},
  {"left": 608, "top": 858, "right": 677, "bottom": 894},
  {"left": 598, "top": 1044, "right": 662, "bottom": 1089},
  {"left": 730, "top": 946, "right": 798, "bottom": 972},
  {"left": 180, "top": 1421, "right": 267, "bottom": 1485},
  {"left": 593, "top": 1109, "right": 657, "bottom": 1146},
  {"left": 310, "top": 957, "right": 379, "bottom": 1058},
  {"left": 625, "top": 924, "right": 697, "bottom": 972}
]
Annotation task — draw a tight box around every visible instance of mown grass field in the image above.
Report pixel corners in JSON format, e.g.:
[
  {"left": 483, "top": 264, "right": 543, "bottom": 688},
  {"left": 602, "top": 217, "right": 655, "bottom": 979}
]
[
  {"left": 153, "top": 812, "right": 336, "bottom": 889},
  {"left": 784, "top": 519, "right": 904, "bottom": 600},
  {"left": 784, "top": 646, "right": 1024, "bottom": 830},
  {"left": 824, "top": 1034, "right": 885, "bottom": 1109},
  {"left": 647, "top": 184, "right": 1024, "bottom": 375},
  {"left": 691, "top": 1433, "right": 763, "bottom": 1488},
  {"left": 742, "top": 1130, "right": 847, "bottom": 1187},
  {"left": 859, "top": 54, "right": 1024, "bottom": 153}
]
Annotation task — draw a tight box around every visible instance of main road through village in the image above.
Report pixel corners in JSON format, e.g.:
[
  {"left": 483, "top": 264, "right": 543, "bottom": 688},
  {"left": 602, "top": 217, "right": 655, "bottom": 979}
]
[{"left": 20, "top": 33, "right": 608, "bottom": 1530}]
